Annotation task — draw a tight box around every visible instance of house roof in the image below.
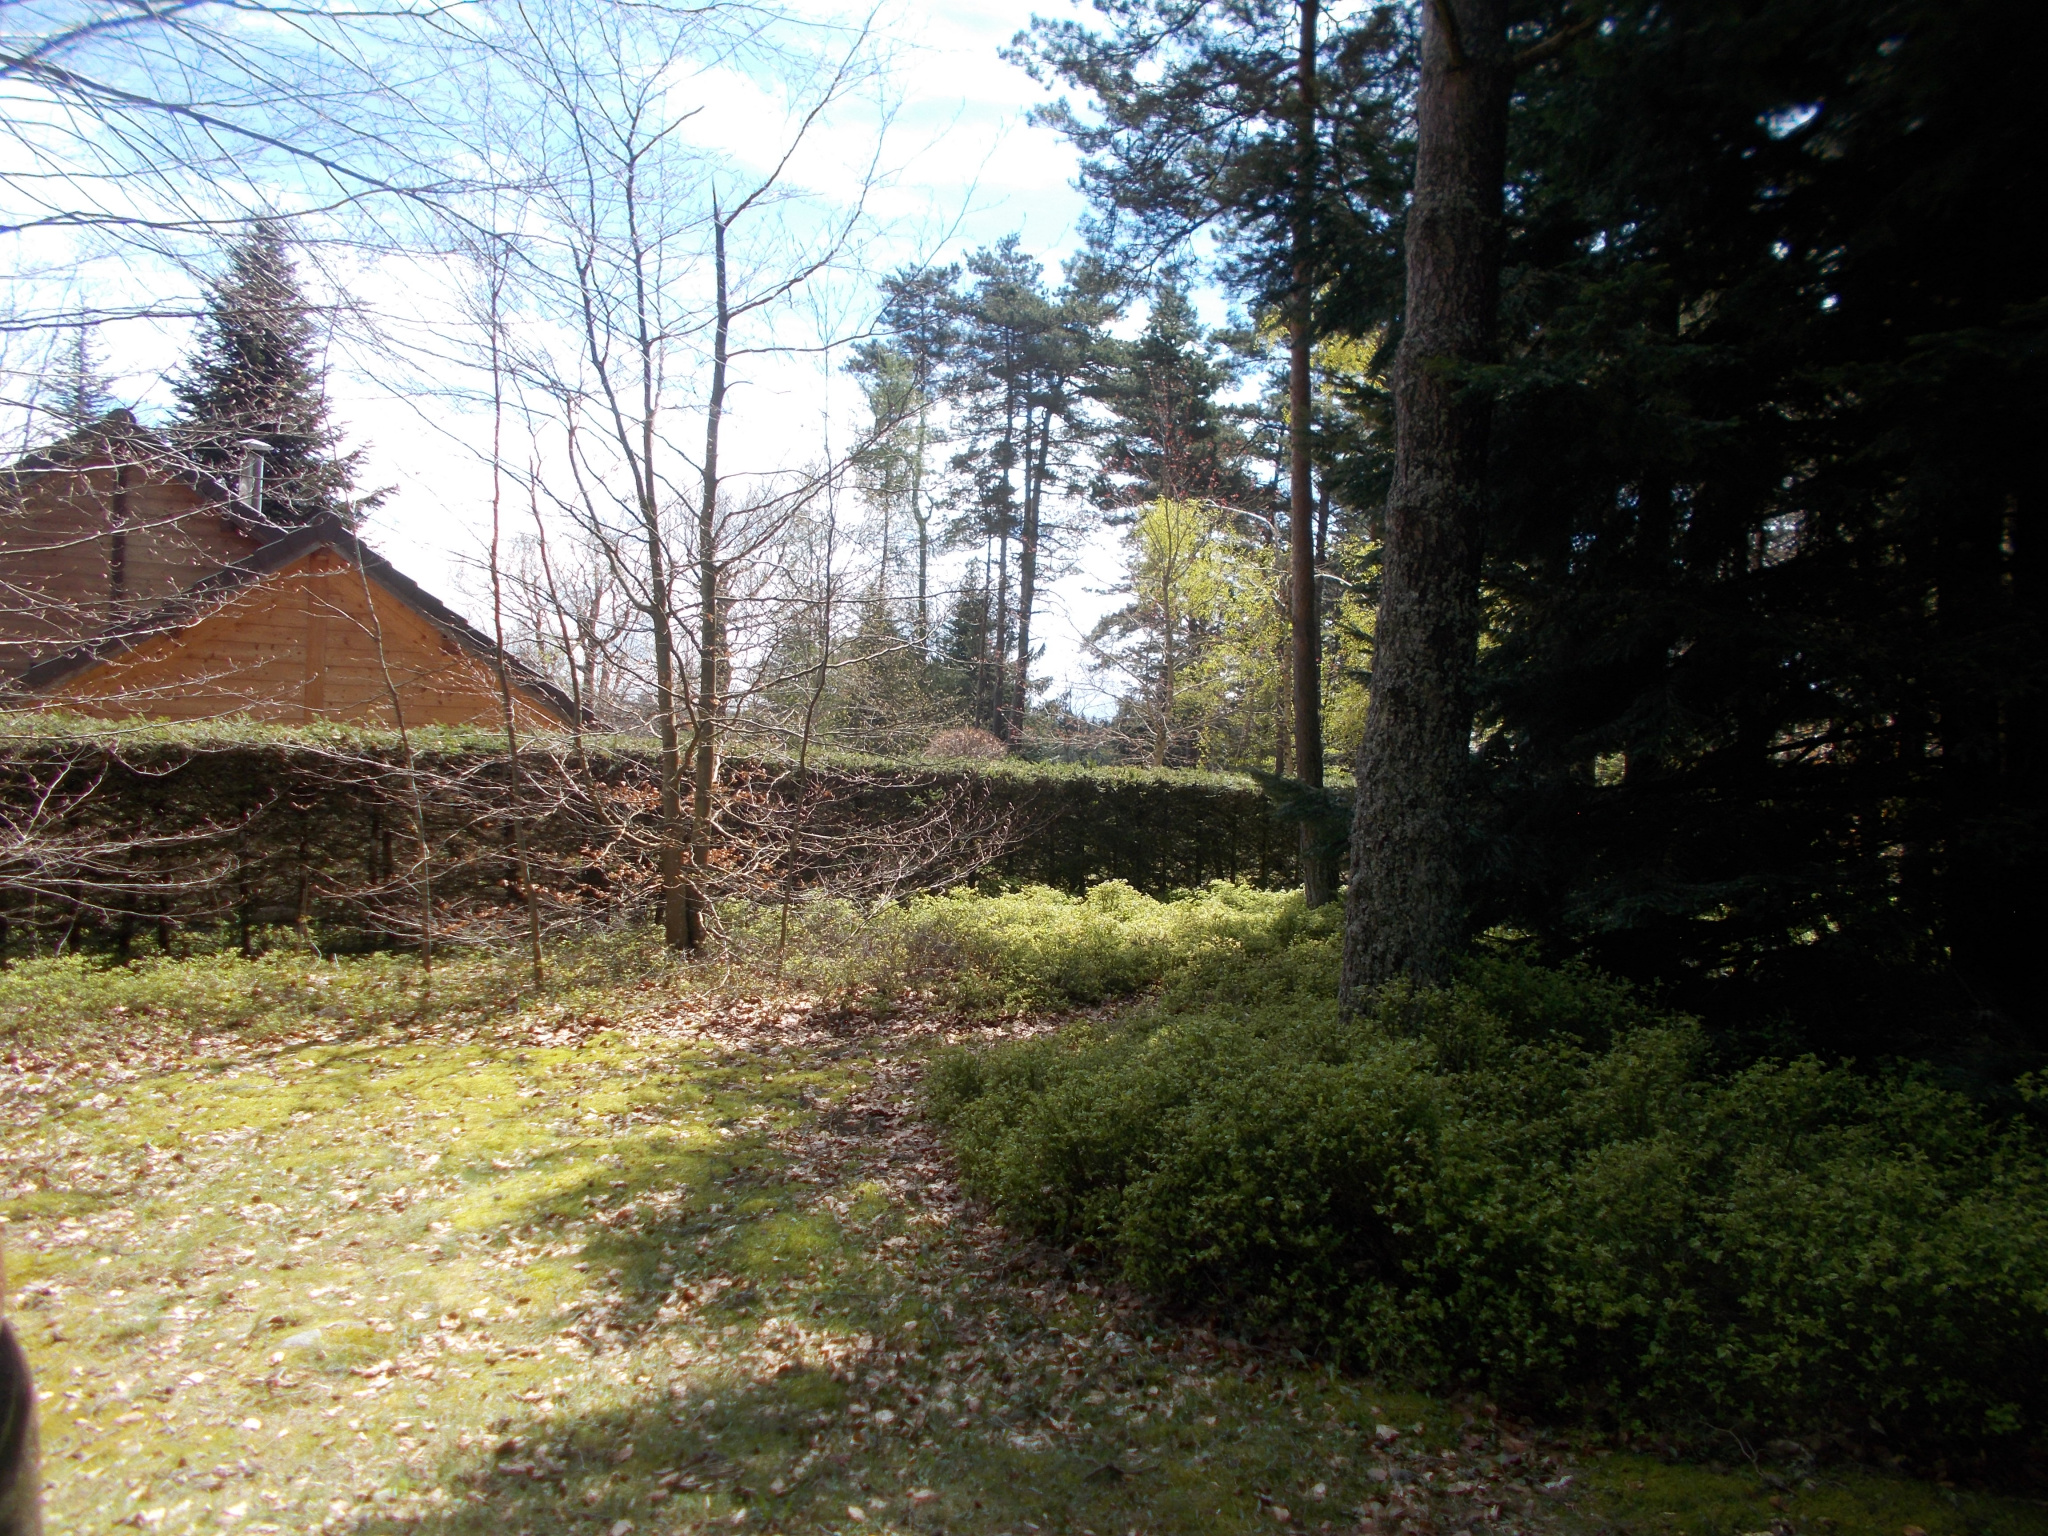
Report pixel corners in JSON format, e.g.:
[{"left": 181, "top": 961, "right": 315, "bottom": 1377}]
[
  {"left": 13, "top": 512, "right": 589, "bottom": 727},
  {"left": 4, "top": 409, "right": 239, "bottom": 503}
]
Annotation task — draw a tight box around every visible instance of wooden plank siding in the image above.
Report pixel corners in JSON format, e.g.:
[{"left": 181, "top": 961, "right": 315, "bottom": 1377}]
[
  {"left": 42, "top": 548, "right": 566, "bottom": 729},
  {"left": 5, "top": 431, "right": 582, "bottom": 730},
  {"left": 0, "top": 460, "right": 259, "bottom": 676}
]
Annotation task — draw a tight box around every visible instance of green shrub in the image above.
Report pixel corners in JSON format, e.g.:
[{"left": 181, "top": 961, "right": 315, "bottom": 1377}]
[
  {"left": 929, "top": 920, "right": 2048, "bottom": 1455},
  {"left": 875, "top": 880, "right": 1329, "bottom": 1014}
]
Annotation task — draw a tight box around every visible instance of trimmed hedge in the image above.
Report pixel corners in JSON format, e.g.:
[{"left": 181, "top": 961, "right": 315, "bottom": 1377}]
[{"left": 0, "top": 722, "right": 1296, "bottom": 950}]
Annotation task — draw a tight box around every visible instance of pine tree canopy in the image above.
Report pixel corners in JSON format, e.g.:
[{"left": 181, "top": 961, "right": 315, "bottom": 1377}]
[
  {"left": 1091, "top": 282, "right": 1249, "bottom": 509},
  {"left": 172, "top": 221, "right": 366, "bottom": 527},
  {"left": 1463, "top": 0, "right": 2048, "bottom": 1058},
  {"left": 1032, "top": 0, "right": 2048, "bottom": 1058}
]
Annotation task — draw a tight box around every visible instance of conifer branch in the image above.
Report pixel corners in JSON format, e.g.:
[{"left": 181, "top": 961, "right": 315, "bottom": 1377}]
[{"left": 1512, "top": 14, "right": 1598, "bottom": 71}]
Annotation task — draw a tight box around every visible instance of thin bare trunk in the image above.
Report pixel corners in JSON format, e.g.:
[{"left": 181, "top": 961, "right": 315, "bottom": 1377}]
[
  {"left": 293, "top": 820, "right": 314, "bottom": 952},
  {"left": 685, "top": 207, "right": 731, "bottom": 953},
  {"left": 992, "top": 527, "right": 1011, "bottom": 732},
  {"left": 483, "top": 254, "right": 545, "bottom": 988},
  {"left": 974, "top": 541, "right": 993, "bottom": 724},
  {"left": 582, "top": 133, "right": 690, "bottom": 954},
  {"left": 989, "top": 383, "right": 1022, "bottom": 735},
  {"left": 1275, "top": 578, "right": 1294, "bottom": 777},
  {"left": 353, "top": 554, "right": 433, "bottom": 980},
  {"left": 1011, "top": 407, "right": 1053, "bottom": 740},
  {"left": 778, "top": 496, "right": 838, "bottom": 971},
  {"left": 911, "top": 398, "right": 931, "bottom": 649},
  {"left": 1290, "top": 0, "right": 1330, "bottom": 907},
  {"left": 876, "top": 467, "right": 892, "bottom": 610},
  {"left": 528, "top": 485, "right": 592, "bottom": 779},
  {"left": 1156, "top": 582, "right": 1176, "bottom": 768}
]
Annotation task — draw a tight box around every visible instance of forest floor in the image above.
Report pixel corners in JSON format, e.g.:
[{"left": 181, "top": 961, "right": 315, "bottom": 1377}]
[{"left": 3, "top": 945, "right": 2044, "bottom": 1536}]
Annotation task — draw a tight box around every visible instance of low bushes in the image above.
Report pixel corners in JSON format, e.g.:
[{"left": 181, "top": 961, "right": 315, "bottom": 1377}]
[
  {"left": 872, "top": 879, "right": 1330, "bottom": 1013},
  {"left": 927, "top": 894, "right": 2048, "bottom": 1457}
]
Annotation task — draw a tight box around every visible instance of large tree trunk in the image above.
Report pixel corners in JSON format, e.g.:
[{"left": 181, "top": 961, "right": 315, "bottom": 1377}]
[
  {"left": 1288, "top": 0, "right": 1330, "bottom": 907},
  {"left": 0, "top": 1308, "right": 41, "bottom": 1536},
  {"left": 1340, "top": 0, "right": 1511, "bottom": 1006}
]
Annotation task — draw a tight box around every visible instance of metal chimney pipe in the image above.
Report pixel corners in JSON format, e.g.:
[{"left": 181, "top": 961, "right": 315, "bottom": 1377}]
[{"left": 235, "top": 438, "right": 273, "bottom": 518}]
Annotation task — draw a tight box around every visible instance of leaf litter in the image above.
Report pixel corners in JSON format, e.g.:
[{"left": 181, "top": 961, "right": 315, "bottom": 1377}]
[{"left": 2, "top": 956, "right": 2029, "bottom": 1536}]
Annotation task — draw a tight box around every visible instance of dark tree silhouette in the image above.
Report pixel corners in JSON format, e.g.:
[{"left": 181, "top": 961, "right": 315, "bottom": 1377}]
[{"left": 172, "top": 223, "right": 368, "bottom": 527}]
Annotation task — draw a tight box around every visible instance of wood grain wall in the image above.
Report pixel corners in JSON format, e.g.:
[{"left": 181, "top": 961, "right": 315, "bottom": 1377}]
[
  {"left": 45, "top": 548, "right": 569, "bottom": 729},
  {"left": 0, "top": 461, "right": 256, "bottom": 675}
]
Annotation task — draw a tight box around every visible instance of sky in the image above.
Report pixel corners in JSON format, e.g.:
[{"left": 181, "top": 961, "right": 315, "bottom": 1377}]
[
  {"left": 2, "top": 0, "right": 1147, "bottom": 709},
  {"left": 326, "top": 0, "right": 1134, "bottom": 709}
]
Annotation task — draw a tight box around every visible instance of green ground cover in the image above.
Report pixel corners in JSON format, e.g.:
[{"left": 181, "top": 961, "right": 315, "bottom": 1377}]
[
  {"left": 926, "top": 892, "right": 2048, "bottom": 1460},
  {"left": 2, "top": 911, "right": 2042, "bottom": 1536}
]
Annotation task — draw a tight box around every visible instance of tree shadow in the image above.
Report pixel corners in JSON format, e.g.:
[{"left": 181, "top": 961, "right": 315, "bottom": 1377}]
[
  {"left": 330, "top": 1030, "right": 1179, "bottom": 1536},
  {"left": 330, "top": 1038, "right": 933, "bottom": 1532}
]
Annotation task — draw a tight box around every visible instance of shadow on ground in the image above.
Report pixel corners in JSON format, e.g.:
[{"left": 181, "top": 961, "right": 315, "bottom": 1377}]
[{"left": 332, "top": 1031, "right": 1203, "bottom": 1536}]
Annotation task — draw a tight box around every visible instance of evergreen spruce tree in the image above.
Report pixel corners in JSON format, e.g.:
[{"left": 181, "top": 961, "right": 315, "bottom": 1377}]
[
  {"left": 173, "top": 222, "right": 366, "bottom": 526},
  {"left": 935, "top": 579, "right": 999, "bottom": 729},
  {"left": 47, "top": 326, "right": 115, "bottom": 433}
]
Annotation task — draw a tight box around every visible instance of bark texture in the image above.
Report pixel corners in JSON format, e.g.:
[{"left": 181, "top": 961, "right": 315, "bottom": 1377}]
[
  {"left": 1289, "top": 0, "right": 1330, "bottom": 907},
  {"left": 1341, "top": 0, "right": 1510, "bottom": 1006}
]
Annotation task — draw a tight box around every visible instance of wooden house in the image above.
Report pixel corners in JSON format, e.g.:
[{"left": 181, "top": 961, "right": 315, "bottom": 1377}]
[{"left": 0, "top": 416, "right": 581, "bottom": 729}]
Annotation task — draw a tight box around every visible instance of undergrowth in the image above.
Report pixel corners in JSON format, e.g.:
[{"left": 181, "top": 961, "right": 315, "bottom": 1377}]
[
  {"left": 4, "top": 886, "right": 2046, "bottom": 1535},
  {"left": 849, "top": 880, "right": 1329, "bottom": 1013},
  {"left": 0, "top": 932, "right": 684, "bottom": 1061},
  {"left": 924, "top": 890, "right": 2048, "bottom": 1467}
]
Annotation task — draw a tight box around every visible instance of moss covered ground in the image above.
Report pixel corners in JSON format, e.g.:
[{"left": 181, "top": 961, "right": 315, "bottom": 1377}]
[{"left": 2, "top": 936, "right": 2042, "bottom": 1536}]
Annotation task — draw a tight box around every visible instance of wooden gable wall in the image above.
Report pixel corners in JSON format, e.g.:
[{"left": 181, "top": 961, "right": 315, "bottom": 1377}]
[
  {"left": 44, "top": 548, "right": 571, "bottom": 729},
  {"left": 0, "top": 460, "right": 257, "bottom": 676}
]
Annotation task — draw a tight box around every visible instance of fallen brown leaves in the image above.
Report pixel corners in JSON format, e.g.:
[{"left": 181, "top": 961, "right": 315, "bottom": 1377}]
[{"left": 3, "top": 959, "right": 1602, "bottom": 1536}]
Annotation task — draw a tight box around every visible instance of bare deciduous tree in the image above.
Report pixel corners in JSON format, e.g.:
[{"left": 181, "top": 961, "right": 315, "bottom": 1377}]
[{"left": 471, "top": 0, "right": 900, "bottom": 951}]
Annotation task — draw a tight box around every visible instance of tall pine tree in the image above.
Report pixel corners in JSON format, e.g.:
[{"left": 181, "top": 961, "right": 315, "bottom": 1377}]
[
  {"left": 850, "top": 264, "right": 959, "bottom": 652},
  {"left": 1019, "top": 0, "right": 1411, "bottom": 900},
  {"left": 173, "top": 223, "right": 365, "bottom": 527},
  {"left": 945, "top": 238, "right": 1115, "bottom": 740}
]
